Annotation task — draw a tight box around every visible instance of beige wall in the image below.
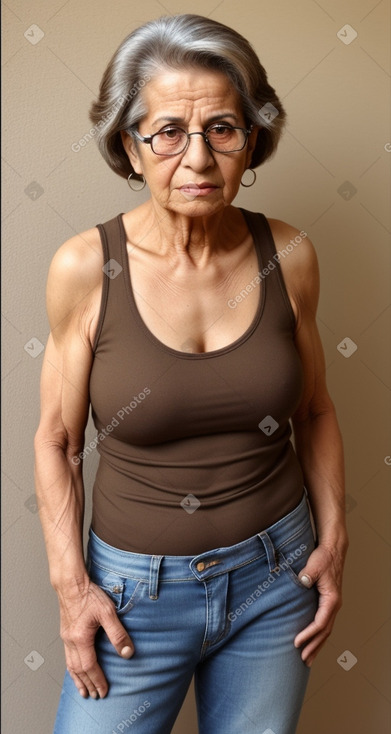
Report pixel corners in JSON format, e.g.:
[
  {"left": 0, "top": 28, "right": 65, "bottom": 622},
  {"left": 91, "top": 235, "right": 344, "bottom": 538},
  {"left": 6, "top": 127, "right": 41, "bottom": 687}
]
[{"left": 2, "top": 0, "right": 390, "bottom": 732}]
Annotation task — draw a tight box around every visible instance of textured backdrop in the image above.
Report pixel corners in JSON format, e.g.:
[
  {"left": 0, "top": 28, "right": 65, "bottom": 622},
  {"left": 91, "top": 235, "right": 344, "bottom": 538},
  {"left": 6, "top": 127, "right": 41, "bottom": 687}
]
[{"left": 2, "top": 0, "right": 390, "bottom": 732}]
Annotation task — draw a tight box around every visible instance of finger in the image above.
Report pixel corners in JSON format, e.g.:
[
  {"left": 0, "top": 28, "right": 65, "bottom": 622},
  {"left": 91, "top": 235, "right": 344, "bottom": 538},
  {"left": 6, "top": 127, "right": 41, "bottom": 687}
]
[
  {"left": 70, "top": 666, "right": 106, "bottom": 699},
  {"left": 297, "top": 552, "right": 333, "bottom": 590},
  {"left": 300, "top": 630, "right": 330, "bottom": 666},
  {"left": 66, "top": 650, "right": 97, "bottom": 699},
  {"left": 66, "top": 642, "right": 108, "bottom": 699},
  {"left": 294, "top": 593, "right": 338, "bottom": 647},
  {"left": 103, "top": 610, "right": 134, "bottom": 658},
  {"left": 69, "top": 671, "right": 88, "bottom": 698},
  {"left": 75, "top": 671, "right": 100, "bottom": 699},
  {"left": 297, "top": 566, "right": 322, "bottom": 589},
  {"left": 294, "top": 618, "right": 325, "bottom": 648},
  {"left": 65, "top": 647, "right": 89, "bottom": 697},
  {"left": 76, "top": 644, "right": 109, "bottom": 698},
  {"left": 298, "top": 572, "right": 313, "bottom": 588},
  {"left": 297, "top": 559, "right": 321, "bottom": 588}
]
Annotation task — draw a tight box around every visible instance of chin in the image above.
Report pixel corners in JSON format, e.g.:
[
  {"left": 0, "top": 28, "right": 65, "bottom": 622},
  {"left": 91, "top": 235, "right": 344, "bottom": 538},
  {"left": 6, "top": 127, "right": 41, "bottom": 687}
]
[{"left": 167, "top": 196, "right": 227, "bottom": 217}]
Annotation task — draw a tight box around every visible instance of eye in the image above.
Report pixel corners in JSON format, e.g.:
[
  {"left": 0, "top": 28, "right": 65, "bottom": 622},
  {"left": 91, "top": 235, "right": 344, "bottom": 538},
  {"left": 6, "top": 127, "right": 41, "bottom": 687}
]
[
  {"left": 208, "top": 124, "right": 234, "bottom": 136},
  {"left": 159, "top": 127, "right": 184, "bottom": 140}
]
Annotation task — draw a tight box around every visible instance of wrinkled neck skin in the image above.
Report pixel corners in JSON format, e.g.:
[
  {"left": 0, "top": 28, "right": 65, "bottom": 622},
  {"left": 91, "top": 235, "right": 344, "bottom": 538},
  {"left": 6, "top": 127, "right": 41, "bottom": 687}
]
[{"left": 135, "top": 198, "right": 246, "bottom": 269}]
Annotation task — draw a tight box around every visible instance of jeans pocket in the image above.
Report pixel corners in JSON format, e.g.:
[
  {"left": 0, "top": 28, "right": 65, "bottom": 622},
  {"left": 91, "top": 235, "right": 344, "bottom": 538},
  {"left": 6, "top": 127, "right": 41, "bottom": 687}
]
[
  {"left": 276, "top": 520, "right": 316, "bottom": 590},
  {"left": 88, "top": 559, "right": 145, "bottom": 615}
]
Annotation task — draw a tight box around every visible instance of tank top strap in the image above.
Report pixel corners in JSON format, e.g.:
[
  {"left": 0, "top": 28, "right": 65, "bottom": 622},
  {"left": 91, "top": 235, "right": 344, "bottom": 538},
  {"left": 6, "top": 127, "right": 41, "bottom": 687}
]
[
  {"left": 92, "top": 208, "right": 296, "bottom": 354},
  {"left": 240, "top": 208, "right": 296, "bottom": 332},
  {"left": 239, "top": 208, "right": 277, "bottom": 261},
  {"left": 96, "top": 213, "right": 124, "bottom": 265},
  {"left": 92, "top": 213, "right": 125, "bottom": 353}
]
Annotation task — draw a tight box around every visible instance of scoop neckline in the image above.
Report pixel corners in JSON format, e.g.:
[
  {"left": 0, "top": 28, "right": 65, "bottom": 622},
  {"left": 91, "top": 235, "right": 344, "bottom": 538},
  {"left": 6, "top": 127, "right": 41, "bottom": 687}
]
[{"left": 118, "top": 208, "right": 266, "bottom": 360}]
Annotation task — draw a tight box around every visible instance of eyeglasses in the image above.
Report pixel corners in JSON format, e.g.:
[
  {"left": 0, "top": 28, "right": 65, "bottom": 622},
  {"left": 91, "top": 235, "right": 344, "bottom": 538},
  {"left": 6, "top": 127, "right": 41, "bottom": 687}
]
[{"left": 130, "top": 123, "right": 253, "bottom": 156}]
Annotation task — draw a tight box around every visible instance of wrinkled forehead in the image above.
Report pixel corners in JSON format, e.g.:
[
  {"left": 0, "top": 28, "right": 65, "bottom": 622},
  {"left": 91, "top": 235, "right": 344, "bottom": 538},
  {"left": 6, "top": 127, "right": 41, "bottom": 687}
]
[{"left": 138, "top": 68, "right": 245, "bottom": 127}]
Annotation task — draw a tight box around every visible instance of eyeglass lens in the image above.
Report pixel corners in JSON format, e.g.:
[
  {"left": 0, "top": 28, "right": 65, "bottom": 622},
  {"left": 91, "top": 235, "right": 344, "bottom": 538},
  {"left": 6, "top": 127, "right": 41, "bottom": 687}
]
[{"left": 151, "top": 126, "right": 247, "bottom": 154}]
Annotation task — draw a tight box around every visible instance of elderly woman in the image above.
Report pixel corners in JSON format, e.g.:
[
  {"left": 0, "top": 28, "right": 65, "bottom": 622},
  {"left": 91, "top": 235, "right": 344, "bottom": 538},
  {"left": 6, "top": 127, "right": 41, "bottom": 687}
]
[{"left": 35, "top": 13, "right": 348, "bottom": 734}]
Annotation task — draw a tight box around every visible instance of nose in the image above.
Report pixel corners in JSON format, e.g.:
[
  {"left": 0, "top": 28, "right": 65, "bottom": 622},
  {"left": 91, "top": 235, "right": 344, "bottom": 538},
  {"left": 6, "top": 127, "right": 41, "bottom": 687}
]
[{"left": 181, "top": 131, "right": 215, "bottom": 170}]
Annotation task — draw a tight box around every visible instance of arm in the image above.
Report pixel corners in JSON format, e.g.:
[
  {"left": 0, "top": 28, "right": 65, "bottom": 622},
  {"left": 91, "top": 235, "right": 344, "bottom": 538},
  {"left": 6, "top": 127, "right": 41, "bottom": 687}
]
[
  {"left": 270, "top": 219, "right": 349, "bottom": 666},
  {"left": 34, "top": 232, "right": 134, "bottom": 699}
]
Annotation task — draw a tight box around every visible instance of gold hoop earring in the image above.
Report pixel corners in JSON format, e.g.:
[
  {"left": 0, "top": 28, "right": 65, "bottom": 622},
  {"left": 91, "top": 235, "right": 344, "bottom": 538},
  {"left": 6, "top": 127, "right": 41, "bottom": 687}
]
[
  {"left": 127, "top": 173, "right": 146, "bottom": 191},
  {"left": 240, "top": 169, "right": 257, "bottom": 187}
]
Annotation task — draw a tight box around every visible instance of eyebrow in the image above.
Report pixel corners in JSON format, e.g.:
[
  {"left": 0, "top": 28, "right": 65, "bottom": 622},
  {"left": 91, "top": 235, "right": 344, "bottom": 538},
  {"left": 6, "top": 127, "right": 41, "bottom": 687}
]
[{"left": 151, "top": 113, "right": 239, "bottom": 128}]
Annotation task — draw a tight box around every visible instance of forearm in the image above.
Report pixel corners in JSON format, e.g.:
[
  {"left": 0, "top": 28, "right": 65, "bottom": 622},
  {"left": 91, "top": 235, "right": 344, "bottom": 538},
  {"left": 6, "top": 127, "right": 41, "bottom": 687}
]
[
  {"left": 293, "top": 404, "right": 348, "bottom": 551},
  {"left": 34, "top": 433, "right": 88, "bottom": 591}
]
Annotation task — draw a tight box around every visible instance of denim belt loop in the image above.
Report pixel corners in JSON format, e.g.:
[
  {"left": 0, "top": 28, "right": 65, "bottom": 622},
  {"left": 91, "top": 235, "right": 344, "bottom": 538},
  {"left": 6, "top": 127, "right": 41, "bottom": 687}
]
[
  {"left": 258, "top": 531, "right": 279, "bottom": 573},
  {"left": 149, "top": 555, "right": 163, "bottom": 599}
]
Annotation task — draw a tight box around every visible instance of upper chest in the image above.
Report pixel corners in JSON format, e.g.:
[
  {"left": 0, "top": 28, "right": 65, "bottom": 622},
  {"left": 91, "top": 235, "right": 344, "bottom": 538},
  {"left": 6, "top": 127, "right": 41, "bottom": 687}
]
[{"left": 124, "top": 230, "right": 262, "bottom": 353}]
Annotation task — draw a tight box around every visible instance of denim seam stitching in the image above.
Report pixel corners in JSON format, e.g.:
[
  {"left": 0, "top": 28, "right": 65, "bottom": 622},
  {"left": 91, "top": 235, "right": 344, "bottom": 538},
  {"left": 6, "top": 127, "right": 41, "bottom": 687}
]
[
  {"left": 89, "top": 559, "right": 150, "bottom": 581},
  {"left": 278, "top": 551, "right": 312, "bottom": 589},
  {"left": 116, "top": 580, "right": 144, "bottom": 615},
  {"left": 90, "top": 550, "right": 272, "bottom": 583},
  {"left": 192, "top": 551, "right": 266, "bottom": 581},
  {"left": 274, "top": 519, "right": 311, "bottom": 552}
]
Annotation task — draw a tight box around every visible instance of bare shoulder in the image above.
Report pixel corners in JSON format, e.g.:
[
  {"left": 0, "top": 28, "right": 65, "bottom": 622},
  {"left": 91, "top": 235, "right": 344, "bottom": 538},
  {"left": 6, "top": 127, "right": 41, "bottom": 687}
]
[
  {"left": 47, "top": 226, "right": 103, "bottom": 344},
  {"left": 48, "top": 226, "right": 103, "bottom": 294},
  {"left": 266, "top": 217, "right": 320, "bottom": 316}
]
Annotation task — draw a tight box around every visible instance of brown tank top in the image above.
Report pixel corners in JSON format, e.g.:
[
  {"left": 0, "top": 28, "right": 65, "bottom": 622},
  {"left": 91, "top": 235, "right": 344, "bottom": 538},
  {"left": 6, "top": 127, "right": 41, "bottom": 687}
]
[{"left": 89, "top": 208, "right": 305, "bottom": 554}]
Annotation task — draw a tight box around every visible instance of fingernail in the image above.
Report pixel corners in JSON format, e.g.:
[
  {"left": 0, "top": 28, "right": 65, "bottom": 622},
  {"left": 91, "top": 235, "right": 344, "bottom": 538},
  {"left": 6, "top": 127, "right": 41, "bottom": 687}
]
[
  {"left": 300, "top": 574, "right": 312, "bottom": 588},
  {"left": 91, "top": 691, "right": 98, "bottom": 699},
  {"left": 121, "top": 645, "right": 133, "bottom": 658}
]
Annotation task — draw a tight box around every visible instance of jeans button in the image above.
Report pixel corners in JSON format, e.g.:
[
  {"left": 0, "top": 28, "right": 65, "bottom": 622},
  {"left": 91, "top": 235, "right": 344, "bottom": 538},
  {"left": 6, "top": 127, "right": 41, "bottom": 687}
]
[{"left": 196, "top": 562, "right": 205, "bottom": 572}]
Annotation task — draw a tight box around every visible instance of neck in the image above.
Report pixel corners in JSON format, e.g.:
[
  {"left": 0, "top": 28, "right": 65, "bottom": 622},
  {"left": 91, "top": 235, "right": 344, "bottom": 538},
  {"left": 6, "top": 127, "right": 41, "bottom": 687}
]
[{"left": 139, "top": 200, "right": 243, "bottom": 267}]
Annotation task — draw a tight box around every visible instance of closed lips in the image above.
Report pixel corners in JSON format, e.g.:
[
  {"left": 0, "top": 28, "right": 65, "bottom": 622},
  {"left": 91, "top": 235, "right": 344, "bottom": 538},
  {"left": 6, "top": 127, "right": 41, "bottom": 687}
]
[
  {"left": 180, "top": 182, "right": 218, "bottom": 188},
  {"left": 179, "top": 182, "right": 219, "bottom": 195}
]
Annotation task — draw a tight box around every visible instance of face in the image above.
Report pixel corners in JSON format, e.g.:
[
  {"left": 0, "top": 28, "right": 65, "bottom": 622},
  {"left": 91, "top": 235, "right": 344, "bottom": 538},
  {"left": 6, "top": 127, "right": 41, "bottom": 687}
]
[{"left": 121, "top": 68, "right": 258, "bottom": 217}]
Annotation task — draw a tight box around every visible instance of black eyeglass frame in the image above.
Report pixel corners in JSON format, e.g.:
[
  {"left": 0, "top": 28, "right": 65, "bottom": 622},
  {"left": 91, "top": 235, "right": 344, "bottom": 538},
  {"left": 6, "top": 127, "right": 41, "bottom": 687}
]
[{"left": 130, "top": 123, "right": 254, "bottom": 156}]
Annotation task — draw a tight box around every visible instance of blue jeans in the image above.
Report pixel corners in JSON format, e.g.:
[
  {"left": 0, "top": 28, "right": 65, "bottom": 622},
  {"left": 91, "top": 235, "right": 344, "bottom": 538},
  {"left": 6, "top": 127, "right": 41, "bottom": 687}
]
[{"left": 54, "top": 493, "right": 318, "bottom": 734}]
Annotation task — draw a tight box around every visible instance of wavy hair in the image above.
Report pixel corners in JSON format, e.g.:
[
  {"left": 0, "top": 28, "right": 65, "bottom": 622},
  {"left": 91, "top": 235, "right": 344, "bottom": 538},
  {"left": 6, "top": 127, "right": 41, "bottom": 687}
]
[{"left": 89, "top": 14, "right": 286, "bottom": 180}]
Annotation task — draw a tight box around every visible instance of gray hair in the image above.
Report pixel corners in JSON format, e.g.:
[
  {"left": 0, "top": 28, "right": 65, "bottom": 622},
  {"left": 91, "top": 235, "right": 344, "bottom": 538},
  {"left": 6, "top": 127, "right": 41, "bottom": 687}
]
[{"left": 89, "top": 14, "right": 286, "bottom": 180}]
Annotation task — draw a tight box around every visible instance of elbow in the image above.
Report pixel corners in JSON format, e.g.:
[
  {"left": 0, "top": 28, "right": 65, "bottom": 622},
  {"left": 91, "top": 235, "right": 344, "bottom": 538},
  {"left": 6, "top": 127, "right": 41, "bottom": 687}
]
[
  {"left": 34, "top": 422, "right": 75, "bottom": 466},
  {"left": 293, "top": 392, "right": 337, "bottom": 427},
  {"left": 34, "top": 424, "right": 66, "bottom": 453},
  {"left": 34, "top": 424, "right": 83, "bottom": 470},
  {"left": 34, "top": 426, "right": 48, "bottom": 456},
  {"left": 34, "top": 425, "right": 46, "bottom": 451}
]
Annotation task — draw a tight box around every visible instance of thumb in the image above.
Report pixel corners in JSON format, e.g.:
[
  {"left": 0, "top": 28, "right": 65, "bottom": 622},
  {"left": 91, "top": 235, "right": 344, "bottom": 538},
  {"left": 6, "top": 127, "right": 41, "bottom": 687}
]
[
  {"left": 298, "top": 545, "right": 327, "bottom": 588},
  {"left": 298, "top": 560, "right": 319, "bottom": 588},
  {"left": 298, "top": 571, "right": 313, "bottom": 588},
  {"left": 104, "top": 615, "right": 134, "bottom": 659}
]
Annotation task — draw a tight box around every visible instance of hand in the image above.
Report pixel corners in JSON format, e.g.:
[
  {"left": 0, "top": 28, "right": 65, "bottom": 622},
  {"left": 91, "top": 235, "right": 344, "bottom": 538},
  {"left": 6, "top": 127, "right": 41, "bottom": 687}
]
[
  {"left": 294, "top": 541, "right": 348, "bottom": 666},
  {"left": 57, "top": 579, "right": 134, "bottom": 699}
]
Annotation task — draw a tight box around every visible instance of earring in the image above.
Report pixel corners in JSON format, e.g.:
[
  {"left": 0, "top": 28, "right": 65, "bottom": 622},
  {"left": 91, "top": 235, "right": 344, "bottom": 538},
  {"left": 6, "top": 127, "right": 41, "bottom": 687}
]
[
  {"left": 240, "top": 169, "right": 257, "bottom": 187},
  {"left": 127, "top": 173, "right": 147, "bottom": 191}
]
